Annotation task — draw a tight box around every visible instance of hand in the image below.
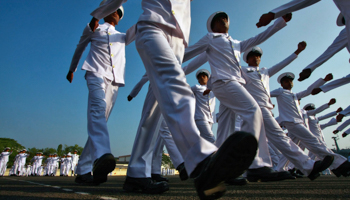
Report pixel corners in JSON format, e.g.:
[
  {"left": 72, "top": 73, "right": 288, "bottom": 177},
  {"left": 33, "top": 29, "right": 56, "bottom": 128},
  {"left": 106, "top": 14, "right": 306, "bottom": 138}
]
[
  {"left": 127, "top": 95, "right": 133, "bottom": 101},
  {"left": 328, "top": 98, "right": 336, "bottom": 105},
  {"left": 324, "top": 73, "right": 333, "bottom": 82},
  {"left": 295, "top": 41, "right": 307, "bottom": 55},
  {"left": 89, "top": 17, "right": 99, "bottom": 32},
  {"left": 298, "top": 68, "right": 312, "bottom": 81},
  {"left": 203, "top": 89, "right": 211, "bottom": 96},
  {"left": 337, "top": 114, "right": 344, "bottom": 122},
  {"left": 282, "top": 13, "right": 292, "bottom": 23},
  {"left": 66, "top": 71, "right": 74, "bottom": 83},
  {"left": 336, "top": 107, "right": 343, "bottom": 113},
  {"left": 342, "top": 133, "right": 348, "bottom": 138},
  {"left": 311, "top": 88, "right": 322, "bottom": 95},
  {"left": 333, "top": 130, "right": 339, "bottom": 134},
  {"left": 256, "top": 12, "right": 275, "bottom": 28}
]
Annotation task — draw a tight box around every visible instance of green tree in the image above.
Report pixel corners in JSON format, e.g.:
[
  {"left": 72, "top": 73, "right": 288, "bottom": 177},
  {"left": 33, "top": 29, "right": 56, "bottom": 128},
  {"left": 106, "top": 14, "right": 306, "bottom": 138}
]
[
  {"left": 161, "top": 150, "right": 174, "bottom": 168},
  {"left": 57, "top": 144, "right": 63, "bottom": 156},
  {"left": 0, "top": 138, "right": 25, "bottom": 167},
  {"left": 63, "top": 144, "right": 83, "bottom": 154}
]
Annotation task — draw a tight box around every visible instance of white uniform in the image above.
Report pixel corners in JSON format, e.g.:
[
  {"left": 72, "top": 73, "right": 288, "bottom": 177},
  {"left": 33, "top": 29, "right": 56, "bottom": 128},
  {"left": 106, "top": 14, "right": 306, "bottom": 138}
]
[
  {"left": 35, "top": 156, "right": 44, "bottom": 176},
  {"left": 71, "top": 154, "right": 79, "bottom": 174},
  {"left": 18, "top": 153, "right": 29, "bottom": 176},
  {"left": 69, "top": 20, "right": 135, "bottom": 176},
  {"left": 65, "top": 157, "right": 73, "bottom": 176},
  {"left": 191, "top": 84, "right": 216, "bottom": 143},
  {"left": 335, "top": 118, "right": 350, "bottom": 132},
  {"left": 340, "top": 105, "right": 350, "bottom": 116},
  {"left": 184, "top": 17, "right": 287, "bottom": 170},
  {"left": 320, "top": 117, "right": 338, "bottom": 130},
  {"left": 320, "top": 74, "right": 350, "bottom": 93},
  {"left": 93, "top": 0, "right": 220, "bottom": 177},
  {"left": 241, "top": 52, "right": 315, "bottom": 176},
  {"left": 0, "top": 151, "right": 12, "bottom": 176},
  {"left": 60, "top": 158, "right": 66, "bottom": 176},
  {"left": 269, "top": 0, "right": 350, "bottom": 52},
  {"left": 271, "top": 79, "right": 347, "bottom": 170}
]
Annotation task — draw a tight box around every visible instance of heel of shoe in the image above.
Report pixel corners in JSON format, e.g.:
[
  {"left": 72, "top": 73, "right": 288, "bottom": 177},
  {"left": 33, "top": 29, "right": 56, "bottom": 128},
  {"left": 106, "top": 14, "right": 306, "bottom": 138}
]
[{"left": 123, "top": 183, "right": 140, "bottom": 192}]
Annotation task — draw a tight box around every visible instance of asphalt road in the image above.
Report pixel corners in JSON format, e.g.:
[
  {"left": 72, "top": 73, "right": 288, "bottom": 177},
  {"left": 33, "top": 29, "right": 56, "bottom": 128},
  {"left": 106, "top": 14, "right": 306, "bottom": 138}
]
[{"left": 1, "top": 175, "right": 350, "bottom": 200}]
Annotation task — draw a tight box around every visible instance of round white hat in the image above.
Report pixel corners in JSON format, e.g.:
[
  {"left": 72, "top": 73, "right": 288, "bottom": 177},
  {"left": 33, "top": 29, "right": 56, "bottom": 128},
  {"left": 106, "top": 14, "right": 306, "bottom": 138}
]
[
  {"left": 277, "top": 72, "right": 295, "bottom": 83},
  {"left": 207, "top": 11, "right": 230, "bottom": 33},
  {"left": 99, "top": 0, "right": 124, "bottom": 20},
  {"left": 303, "top": 103, "right": 315, "bottom": 110},
  {"left": 243, "top": 46, "right": 263, "bottom": 63},
  {"left": 196, "top": 69, "right": 210, "bottom": 79}
]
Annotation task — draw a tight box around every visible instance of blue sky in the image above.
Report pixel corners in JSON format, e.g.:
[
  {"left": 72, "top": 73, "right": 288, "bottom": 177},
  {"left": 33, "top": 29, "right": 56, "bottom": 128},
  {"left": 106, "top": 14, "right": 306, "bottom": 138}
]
[{"left": 0, "top": 0, "right": 349, "bottom": 156}]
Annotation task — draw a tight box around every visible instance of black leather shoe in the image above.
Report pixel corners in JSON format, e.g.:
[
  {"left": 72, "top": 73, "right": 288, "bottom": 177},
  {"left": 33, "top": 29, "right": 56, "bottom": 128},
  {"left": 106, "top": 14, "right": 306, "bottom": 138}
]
[
  {"left": 192, "top": 132, "right": 257, "bottom": 200},
  {"left": 247, "top": 167, "right": 296, "bottom": 182},
  {"left": 176, "top": 163, "right": 188, "bottom": 181},
  {"left": 123, "top": 176, "right": 169, "bottom": 194},
  {"left": 92, "top": 153, "right": 116, "bottom": 184},
  {"left": 75, "top": 172, "right": 95, "bottom": 185},
  {"left": 225, "top": 177, "right": 248, "bottom": 186},
  {"left": 332, "top": 161, "right": 350, "bottom": 177},
  {"left": 308, "top": 155, "right": 334, "bottom": 180},
  {"left": 288, "top": 168, "right": 303, "bottom": 178},
  {"left": 151, "top": 174, "right": 169, "bottom": 182}
]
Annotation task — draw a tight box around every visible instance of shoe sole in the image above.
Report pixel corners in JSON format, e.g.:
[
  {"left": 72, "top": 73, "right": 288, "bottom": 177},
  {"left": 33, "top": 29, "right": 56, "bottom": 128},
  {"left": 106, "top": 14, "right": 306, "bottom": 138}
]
[
  {"left": 195, "top": 132, "right": 258, "bottom": 200},
  {"left": 93, "top": 153, "right": 116, "bottom": 184},
  {"left": 308, "top": 155, "right": 334, "bottom": 181}
]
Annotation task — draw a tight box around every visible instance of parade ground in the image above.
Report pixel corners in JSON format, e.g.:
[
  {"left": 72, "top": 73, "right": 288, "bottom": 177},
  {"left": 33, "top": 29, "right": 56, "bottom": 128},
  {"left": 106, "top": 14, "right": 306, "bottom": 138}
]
[{"left": 1, "top": 175, "right": 350, "bottom": 200}]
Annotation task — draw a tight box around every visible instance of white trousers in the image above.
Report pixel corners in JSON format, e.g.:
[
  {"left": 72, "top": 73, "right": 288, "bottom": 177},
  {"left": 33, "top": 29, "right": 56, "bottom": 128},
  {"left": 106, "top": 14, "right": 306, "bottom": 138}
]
[
  {"left": 60, "top": 163, "right": 65, "bottom": 175},
  {"left": 0, "top": 161, "right": 7, "bottom": 176},
  {"left": 195, "top": 120, "right": 215, "bottom": 143},
  {"left": 132, "top": 22, "right": 217, "bottom": 176},
  {"left": 284, "top": 122, "right": 346, "bottom": 170},
  {"left": 76, "top": 72, "right": 119, "bottom": 175},
  {"left": 215, "top": 104, "right": 237, "bottom": 147},
  {"left": 212, "top": 80, "right": 271, "bottom": 169},
  {"left": 152, "top": 116, "right": 184, "bottom": 174},
  {"left": 261, "top": 107, "right": 314, "bottom": 175}
]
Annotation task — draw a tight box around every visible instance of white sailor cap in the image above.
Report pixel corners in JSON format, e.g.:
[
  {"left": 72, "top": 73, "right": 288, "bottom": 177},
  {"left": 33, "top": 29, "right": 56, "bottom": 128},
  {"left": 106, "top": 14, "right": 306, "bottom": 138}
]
[
  {"left": 243, "top": 46, "right": 263, "bottom": 63},
  {"left": 337, "top": 13, "right": 345, "bottom": 26},
  {"left": 196, "top": 69, "right": 210, "bottom": 79},
  {"left": 22, "top": 149, "right": 27, "bottom": 152},
  {"left": 303, "top": 103, "right": 316, "bottom": 110},
  {"left": 99, "top": 0, "right": 124, "bottom": 20},
  {"left": 207, "top": 11, "right": 230, "bottom": 33},
  {"left": 67, "top": 152, "right": 72, "bottom": 156},
  {"left": 4, "top": 147, "right": 10, "bottom": 150},
  {"left": 277, "top": 72, "right": 295, "bottom": 83}
]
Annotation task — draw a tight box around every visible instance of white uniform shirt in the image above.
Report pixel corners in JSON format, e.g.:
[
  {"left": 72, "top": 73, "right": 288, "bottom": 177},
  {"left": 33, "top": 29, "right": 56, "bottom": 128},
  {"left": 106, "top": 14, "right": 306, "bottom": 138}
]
[
  {"left": 69, "top": 23, "right": 135, "bottom": 85},
  {"left": 91, "top": 0, "right": 191, "bottom": 46},
  {"left": 184, "top": 18, "right": 287, "bottom": 85},
  {"left": 320, "top": 117, "right": 338, "bottom": 130},
  {"left": 304, "top": 28, "right": 347, "bottom": 72},
  {"left": 71, "top": 154, "right": 79, "bottom": 164},
  {"left": 191, "top": 84, "right": 215, "bottom": 123},
  {"left": 336, "top": 118, "right": 350, "bottom": 131},
  {"left": 340, "top": 105, "right": 350, "bottom": 116},
  {"left": 0, "top": 152, "right": 11, "bottom": 163},
  {"left": 36, "top": 156, "right": 44, "bottom": 166},
  {"left": 242, "top": 53, "right": 298, "bottom": 109},
  {"left": 65, "top": 157, "right": 73, "bottom": 166},
  {"left": 320, "top": 73, "right": 350, "bottom": 93},
  {"left": 305, "top": 103, "right": 331, "bottom": 135},
  {"left": 270, "top": 78, "right": 326, "bottom": 124},
  {"left": 19, "top": 153, "right": 29, "bottom": 165}
]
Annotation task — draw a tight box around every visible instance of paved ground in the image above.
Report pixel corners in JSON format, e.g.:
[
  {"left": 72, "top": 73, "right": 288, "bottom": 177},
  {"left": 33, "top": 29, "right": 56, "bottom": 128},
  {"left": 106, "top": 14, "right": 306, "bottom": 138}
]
[{"left": 1, "top": 175, "right": 350, "bottom": 199}]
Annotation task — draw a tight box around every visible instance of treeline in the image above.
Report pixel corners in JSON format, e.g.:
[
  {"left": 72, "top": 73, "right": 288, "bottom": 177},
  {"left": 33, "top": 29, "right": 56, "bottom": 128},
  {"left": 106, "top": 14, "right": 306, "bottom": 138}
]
[{"left": 0, "top": 138, "right": 83, "bottom": 167}]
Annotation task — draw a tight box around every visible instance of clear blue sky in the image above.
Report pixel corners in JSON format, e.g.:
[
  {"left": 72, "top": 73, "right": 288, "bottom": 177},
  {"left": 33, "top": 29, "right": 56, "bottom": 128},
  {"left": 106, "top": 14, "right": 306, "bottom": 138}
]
[{"left": 0, "top": 0, "right": 349, "bottom": 156}]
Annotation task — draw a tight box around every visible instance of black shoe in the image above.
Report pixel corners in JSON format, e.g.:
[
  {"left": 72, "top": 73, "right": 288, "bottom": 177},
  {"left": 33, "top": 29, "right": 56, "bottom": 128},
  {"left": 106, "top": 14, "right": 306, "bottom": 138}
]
[
  {"left": 288, "top": 168, "right": 303, "bottom": 178},
  {"left": 92, "top": 153, "right": 116, "bottom": 185},
  {"left": 176, "top": 163, "right": 188, "bottom": 181},
  {"left": 296, "top": 169, "right": 304, "bottom": 176},
  {"left": 123, "top": 176, "right": 169, "bottom": 194},
  {"left": 247, "top": 167, "right": 296, "bottom": 182},
  {"left": 75, "top": 172, "right": 95, "bottom": 185},
  {"left": 308, "top": 155, "right": 334, "bottom": 181},
  {"left": 225, "top": 177, "right": 248, "bottom": 186},
  {"left": 192, "top": 131, "right": 257, "bottom": 200},
  {"left": 151, "top": 174, "right": 169, "bottom": 182},
  {"left": 332, "top": 161, "right": 350, "bottom": 177}
]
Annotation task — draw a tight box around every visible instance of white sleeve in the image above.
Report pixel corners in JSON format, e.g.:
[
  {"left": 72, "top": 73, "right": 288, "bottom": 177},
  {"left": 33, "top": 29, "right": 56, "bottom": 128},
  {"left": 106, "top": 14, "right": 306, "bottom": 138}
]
[
  {"left": 125, "top": 24, "right": 136, "bottom": 46},
  {"left": 183, "top": 35, "right": 210, "bottom": 63},
  {"left": 340, "top": 105, "right": 350, "bottom": 116},
  {"left": 305, "top": 29, "right": 347, "bottom": 72},
  {"left": 318, "top": 111, "right": 337, "bottom": 121},
  {"left": 320, "top": 74, "right": 350, "bottom": 93},
  {"left": 69, "top": 24, "right": 93, "bottom": 72},
  {"left": 306, "top": 103, "right": 329, "bottom": 116},
  {"left": 183, "top": 52, "right": 208, "bottom": 75},
  {"left": 240, "top": 17, "right": 287, "bottom": 52},
  {"left": 296, "top": 78, "right": 325, "bottom": 99},
  {"left": 268, "top": 53, "right": 298, "bottom": 77},
  {"left": 270, "top": 88, "right": 282, "bottom": 97},
  {"left": 336, "top": 119, "right": 350, "bottom": 131},
  {"left": 129, "top": 73, "right": 149, "bottom": 98},
  {"left": 90, "top": 0, "right": 127, "bottom": 20},
  {"left": 320, "top": 118, "right": 337, "bottom": 130},
  {"left": 270, "top": 0, "right": 321, "bottom": 18}
]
